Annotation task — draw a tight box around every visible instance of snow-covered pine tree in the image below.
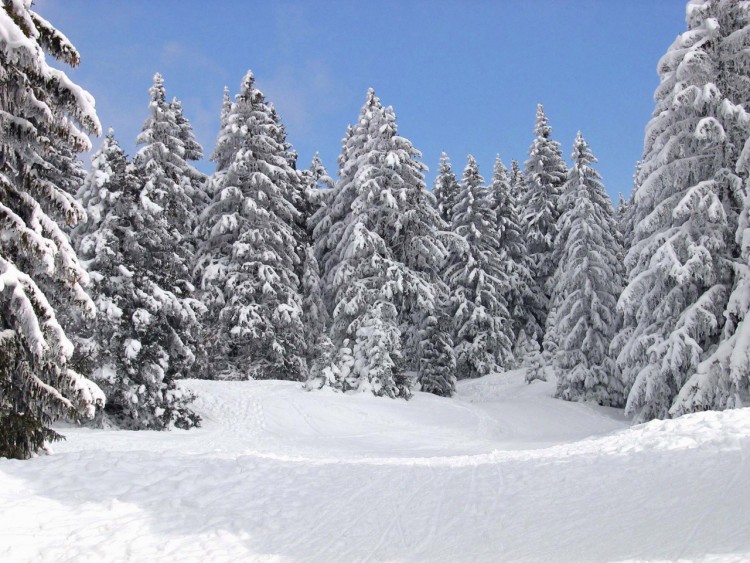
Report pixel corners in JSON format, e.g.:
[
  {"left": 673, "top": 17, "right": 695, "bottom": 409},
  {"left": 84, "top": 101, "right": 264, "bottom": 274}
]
[
  {"left": 432, "top": 152, "right": 462, "bottom": 226},
  {"left": 445, "top": 156, "right": 513, "bottom": 379},
  {"left": 521, "top": 104, "right": 567, "bottom": 339},
  {"left": 0, "top": 1, "right": 106, "bottom": 458},
  {"left": 305, "top": 152, "right": 334, "bottom": 211},
  {"left": 614, "top": 0, "right": 750, "bottom": 422},
  {"left": 310, "top": 89, "right": 383, "bottom": 294},
  {"left": 366, "top": 106, "right": 454, "bottom": 389},
  {"left": 669, "top": 0, "right": 750, "bottom": 417},
  {"left": 133, "top": 73, "right": 208, "bottom": 378},
  {"left": 509, "top": 159, "right": 523, "bottom": 203},
  {"left": 417, "top": 313, "right": 456, "bottom": 397},
  {"left": 135, "top": 74, "right": 207, "bottom": 249},
  {"left": 210, "top": 86, "right": 234, "bottom": 175},
  {"left": 195, "top": 70, "right": 307, "bottom": 381},
  {"left": 313, "top": 89, "right": 452, "bottom": 397},
  {"left": 520, "top": 329, "right": 546, "bottom": 384},
  {"left": 301, "top": 245, "right": 328, "bottom": 353},
  {"left": 489, "top": 155, "right": 540, "bottom": 363},
  {"left": 296, "top": 153, "right": 332, "bottom": 251},
  {"left": 325, "top": 219, "right": 407, "bottom": 396},
  {"left": 72, "top": 132, "right": 201, "bottom": 429},
  {"left": 171, "top": 97, "right": 204, "bottom": 162},
  {"left": 549, "top": 133, "right": 624, "bottom": 405}
]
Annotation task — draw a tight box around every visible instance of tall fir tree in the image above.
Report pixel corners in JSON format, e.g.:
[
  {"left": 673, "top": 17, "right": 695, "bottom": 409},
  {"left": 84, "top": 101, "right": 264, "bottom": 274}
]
[
  {"left": 133, "top": 73, "right": 207, "bottom": 377},
  {"left": 135, "top": 74, "right": 207, "bottom": 251},
  {"left": 72, "top": 132, "right": 201, "bottom": 429},
  {"left": 304, "top": 152, "right": 334, "bottom": 211},
  {"left": 489, "top": 155, "right": 540, "bottom": 362},
  {"left": 0, "top": 1, "right": 105, "bottom": 458},
  {"left": 614, "top": 0, "right": 750, "bottom": 422},
  {"left": 521, "top": 104, "right": 568, "bottom": 340},
  {"left": 445, "top": 156, "right": 513, "bottom": 379},
  {"left": 432, "top": 152, "right": 462, "bottom": 226},
  {"left": 310, "top": 89, "right": 383, "bottom": 293},
  {"left": 509, "top": 159, "right": 524, "bottom": 204},
  {"left": 549, "top": 133, "right": 624, "bottom": 406},
  {"left": 669, "top": 0, "right": 750, "bottom": 417},
  {"left": 310, "top": 90, "right": 452, "bottom": 397},
  {"left": 195, "top": 71, "right": 307, "bottom": 381}
]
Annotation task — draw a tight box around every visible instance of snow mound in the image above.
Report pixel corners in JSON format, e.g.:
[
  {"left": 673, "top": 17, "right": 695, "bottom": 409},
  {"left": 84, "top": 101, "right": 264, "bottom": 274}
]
[{"left": 1, "top": 370, "right": 749, "bottom": 561}]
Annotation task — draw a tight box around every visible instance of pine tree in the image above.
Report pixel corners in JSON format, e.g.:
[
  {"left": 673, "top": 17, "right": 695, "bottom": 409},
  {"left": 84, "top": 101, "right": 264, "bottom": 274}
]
[
  {"left": 195, "top": 70, "right": 307, "bottom": 381},
  {"left": 313, "top": 89, "right": 452, "bottom": 397},
  {"left": 489, "top": 155, "right": 539, "bottom": 361},
  {"left": 301, "top": 245, "right": 328, "bottom": 353},
  {"left": 210, "top": 86, "right": 234, "bottom": 174},
  {"left": 521, "top": 330, "right": 546, "bottom": 384},
  {"left": 417, "top": 313, "right": 456, "bottom": 397},
  {"left": 72, "top": 132, "right": 201, "bottom": 429},
  {"left": 669, "top": 0, "right": 750, "bottom": 417},
  {"left": 509, "top": 159, "right": 524, "bottom": 203},
  {"left": 445, "top": 156, "right": 513, "bottom": 379},
  {"left": 549, "top": 133, "right": 624, "bottom": 405},
  {"left": 326, "top": 219, "right": 407, "bottom": 396},
  {"left": 432, "top": 152, "right": 462, "bottom": 226},
  {"left": 614, "top": 0, "right": 750, "bottom": 422},
  {"left": 135, "top": 74, "right": 207, "bottom": 249},
  {"left": 521, "top": 104, "right": 567, "bottom": 338},
  {"left": 311, "top": 89, "right": 383, "bottom": 292},
  {"left": 0, "top": 1, "right": 105, "bottom": 458},
  {"left": 305, "top": 152, "right": 334, "bottom": 211}
]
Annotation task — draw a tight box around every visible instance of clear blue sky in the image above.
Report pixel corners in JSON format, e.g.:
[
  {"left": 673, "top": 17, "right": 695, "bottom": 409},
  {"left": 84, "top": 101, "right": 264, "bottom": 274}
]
[{"left": 39, "top": 0, "right": 688, "bottom": 199}]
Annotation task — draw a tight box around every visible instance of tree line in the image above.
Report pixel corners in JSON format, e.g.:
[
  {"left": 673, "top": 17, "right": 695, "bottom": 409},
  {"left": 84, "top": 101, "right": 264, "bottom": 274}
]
[{"left": 2, "top": 0, "right": 749, "bottom": 459}]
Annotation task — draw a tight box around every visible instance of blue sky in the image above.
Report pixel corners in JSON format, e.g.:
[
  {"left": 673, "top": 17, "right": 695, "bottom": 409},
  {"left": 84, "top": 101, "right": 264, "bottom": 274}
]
[{"left": 39, "top": 0, "right": 687, "bottom": 199}]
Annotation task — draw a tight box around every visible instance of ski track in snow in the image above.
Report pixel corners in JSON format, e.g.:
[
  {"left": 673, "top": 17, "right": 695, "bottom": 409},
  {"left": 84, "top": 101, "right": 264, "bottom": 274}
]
[{"left": 1, "top": 370, "right": 749, "bottom": 562}]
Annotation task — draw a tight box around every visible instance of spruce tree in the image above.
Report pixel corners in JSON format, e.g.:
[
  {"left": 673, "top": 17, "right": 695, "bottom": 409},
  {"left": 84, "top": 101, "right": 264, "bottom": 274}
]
[
  {"left": 615, "top": 0, "right": 750, "bottom": 422},
  {"left": 432, "top": 152, "right": 462, "bottom": 226},
  {"left": 0, "top": 1, "right": 105, "bottom": 458},
  {"left": 73, "top": 132, "right": 201, "bottom": 429},
  {"left": 133, "top": 74, "right": 207, "bottom": 378},
  {"left": 312, "top": 90, "right": 452, "bottom": 397},
  {"left": 311, "top": 89, "right": 383, "bottom": 292},
  {"left": 195, "top": 71, "right": 307, "bottom": 381},
  {"left": 445, "top": 156, "right": 513, "bottom": 379},
  {"left": 521, "top": 330, "right": 546, "bottom": 384},
  {"left": 550, "top": 133, "right": 624, "bottom": 406},
  {"left": 489, "top": 155, "right": 539, "bottom": 361},
  {"left": 305, "top": 152, "right": 334, "bottom": 211},
  {"left": 521, "top": 104, "right": 567, "bottom": 338},
  {"left": 509, "top": 159, "right": 524, "bottom": 203},
  {"left": 135, "top": 74, "right": 207, "bottom": 249},
  {"left": 417, "top": 313, "right": 456, "bottom": 397},
  {"left": 669, "top": 0, "right": 750, "bottom": 417}
]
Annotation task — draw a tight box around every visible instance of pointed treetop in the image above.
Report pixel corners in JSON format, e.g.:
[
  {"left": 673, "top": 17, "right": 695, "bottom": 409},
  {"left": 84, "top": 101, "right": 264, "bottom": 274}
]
[
  {"left": 239, "top": 69, "right": 257, "bottom": 99},
  {"left": 534, "top": 103, "right": 552, "bottom": 138},
  {"left": 150, "top": 72, "right": 166, "bottom": 102},
  {"left": 464, "top": 154, "right": 481, "bottom": 178},
  {"left": 571, "top": 131, "right": 597, "bottom": 167},
  {"left": 494, "top": 154, "right": 508, "bottom": 180},
  {"left": 221, "top": 86, "right": 231, "bottom": 112}
]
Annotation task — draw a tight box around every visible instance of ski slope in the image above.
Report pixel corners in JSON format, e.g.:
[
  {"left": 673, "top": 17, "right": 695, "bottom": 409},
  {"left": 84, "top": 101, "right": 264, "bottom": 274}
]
[{"left": 1, "top": 369, "right": 749, "bottom": 562}]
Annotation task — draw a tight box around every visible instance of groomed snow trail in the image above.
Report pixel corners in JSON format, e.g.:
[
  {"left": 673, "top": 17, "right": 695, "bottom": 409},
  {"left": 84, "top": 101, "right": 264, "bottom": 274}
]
[{"left": 1, "top": 370, "right": 749, "bottom": 561}]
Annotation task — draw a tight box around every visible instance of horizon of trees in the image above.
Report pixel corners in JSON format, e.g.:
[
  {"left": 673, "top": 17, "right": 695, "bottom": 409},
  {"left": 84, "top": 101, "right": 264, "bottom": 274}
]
[{"left": 2, "top": 0, "right": 749, "bottom": 459}]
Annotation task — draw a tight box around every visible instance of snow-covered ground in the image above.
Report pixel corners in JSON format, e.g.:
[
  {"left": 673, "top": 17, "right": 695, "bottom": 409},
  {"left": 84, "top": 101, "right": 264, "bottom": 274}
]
[{"left": 2, "top": 370, "right": 749, "bottom": 562}]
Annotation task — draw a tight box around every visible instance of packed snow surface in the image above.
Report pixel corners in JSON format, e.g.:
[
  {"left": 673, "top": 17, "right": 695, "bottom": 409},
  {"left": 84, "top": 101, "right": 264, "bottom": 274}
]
[{"left": 2, "top": 370, "right": 750, "bottom": 561}]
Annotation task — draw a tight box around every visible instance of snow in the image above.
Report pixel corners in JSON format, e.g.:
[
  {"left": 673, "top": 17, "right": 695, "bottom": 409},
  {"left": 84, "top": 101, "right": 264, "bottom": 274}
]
[{"left": 2, "top": 369, "right": 749, "bottom": 561}]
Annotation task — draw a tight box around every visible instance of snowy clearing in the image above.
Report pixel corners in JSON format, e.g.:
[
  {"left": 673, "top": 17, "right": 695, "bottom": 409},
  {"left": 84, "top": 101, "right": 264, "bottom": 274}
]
[{"left": 1, "top": 369, "right": 749, "bottom": 562}]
